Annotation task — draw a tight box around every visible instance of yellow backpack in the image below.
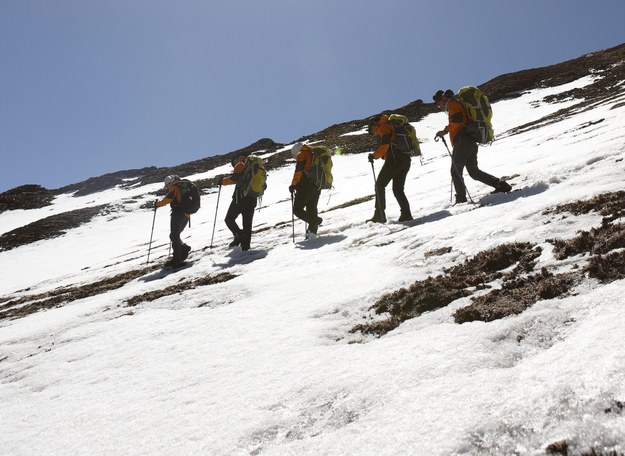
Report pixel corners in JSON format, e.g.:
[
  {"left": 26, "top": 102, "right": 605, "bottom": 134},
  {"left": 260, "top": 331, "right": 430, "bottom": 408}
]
[
  {"left": 388, "top": 114, "right": 422, "bottom": 156},
  {"left": 456, "top": 86, "right": 494, "bottom": 144},
  {"left": 239, "top": 155, "right": 267, "bottom": 198},
  {"left": 307, "top": 147, "right": 333, "bottom": 190}
]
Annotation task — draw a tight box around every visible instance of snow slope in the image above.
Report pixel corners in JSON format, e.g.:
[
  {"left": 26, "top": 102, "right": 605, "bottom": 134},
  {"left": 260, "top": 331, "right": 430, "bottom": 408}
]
[{"left": 1, "top": 74, "right": 624, "bottom": 455}]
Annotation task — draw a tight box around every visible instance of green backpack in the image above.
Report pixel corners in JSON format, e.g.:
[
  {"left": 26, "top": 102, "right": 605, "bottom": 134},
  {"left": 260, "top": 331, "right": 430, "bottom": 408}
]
[
  {"left": 239, "top": 155, "right": 267, "bottom": 198},
  {"left": 456, "top": 86, "right": 494, "bottom": 144},
  {"left": 388, "top": 114, "right": 422, "bottom": 157},
  {"left": 307, "top": 147, "right": 334, "bottom": 190},
  {"left": 177, "top": 179, "right": 201, "bottom": 214}
]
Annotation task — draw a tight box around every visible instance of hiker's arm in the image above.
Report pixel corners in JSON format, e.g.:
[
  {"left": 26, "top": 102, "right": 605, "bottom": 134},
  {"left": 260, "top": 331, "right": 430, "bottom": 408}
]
[
  {"left": 290, "top": 153, "right": 307, "bottom": 186},
  {"left": 436, "top": 126, "right": 449, "bottom": 137},
  {"left": 372, "top": 142, "right": 390, "bottom": 160},
  {"left": 221, "top": 161, "right": 246, "bottom": 185},
  {"left": 155, "top": 189, "right": 175, "bottom": 207},
  {"left": 155, "top": 197, "right": 172, "bottom": 208},
  {"left": 372, "top": 124, "right": 393, "bottom": 159},
  {"left": 447, "top": 100, "right": 466, "bottom": 132}
]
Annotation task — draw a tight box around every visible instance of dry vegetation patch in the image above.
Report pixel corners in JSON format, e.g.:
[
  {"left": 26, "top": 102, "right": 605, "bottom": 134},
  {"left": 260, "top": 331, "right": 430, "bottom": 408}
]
[
  {"left": 584, "top": 250, "right": 625, "bottom": 283},
  {"left": 549, "top": 223, "right": 625, "bottom": 259},
  {"left": 548, "top": 191, "right": 625, "bottom": 223},
  {"left": 352, "top": 190, "right": 625, "bottom": 337},
  {"left": 453, "top": 269, "right": 580, "bottom": 323},
  {"left": 0, "top": 264, "right": 160, "bottom": 320},
  {"left": 0, "top": 205, "right": 108, "bottom": 252},
  {"left": 351, "top": 243, "right": 541, "bottom": 337},
  {"left": 125, "top": 272, "right": 237, "bottom": 306},
  {"left": 546, "top": 439, "right": 624, "bottom": 456},
  {"left": 1, "top": 265, "right": 238, "bottom": 320}
]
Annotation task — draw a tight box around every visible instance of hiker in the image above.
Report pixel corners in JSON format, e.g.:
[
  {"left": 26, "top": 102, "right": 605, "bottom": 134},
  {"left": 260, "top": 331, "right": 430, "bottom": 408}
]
[
  {"left": 367, "top": 114, "right": 413, "bottom": 223},
  {"left": 433, "top": 89, "right": 511, "bottom": 204},
  {"left": 155, "top": 175, "right": 192, "bottom": 267},
  {"left": 289, "top": 143, "right": 323, "bottom": 238},
  {"left": 220, "top": 155, "right": 257, "bottom": 251}
]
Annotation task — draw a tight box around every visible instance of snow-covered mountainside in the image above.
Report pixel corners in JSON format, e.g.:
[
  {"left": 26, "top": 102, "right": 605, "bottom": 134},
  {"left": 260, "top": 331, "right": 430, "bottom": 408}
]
[{"left": 1, "top": 51, "right": 625, "bottom": 455}]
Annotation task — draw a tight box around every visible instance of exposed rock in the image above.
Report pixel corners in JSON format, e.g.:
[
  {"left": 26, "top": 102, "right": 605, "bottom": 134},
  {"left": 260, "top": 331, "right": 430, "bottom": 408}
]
[
  {"left": 0, "top": 185, "right": 55, "bottom": 213},
  {"left": 0, "top": 205, "right": 107, "bottom": 252}
]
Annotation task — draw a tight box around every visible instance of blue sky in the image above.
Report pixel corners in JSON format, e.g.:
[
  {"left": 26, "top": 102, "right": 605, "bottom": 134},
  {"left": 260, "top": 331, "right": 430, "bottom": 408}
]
[{"left": 1, "top": 0, "right": 624, "bottom": 193}]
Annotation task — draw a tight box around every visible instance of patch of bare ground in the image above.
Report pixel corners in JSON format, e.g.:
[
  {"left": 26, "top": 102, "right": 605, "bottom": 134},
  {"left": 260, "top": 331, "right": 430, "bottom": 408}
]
[
  {"left": 0, "top": 204, "right": 108, "bottom": 252},
  {"left": 0, "top": 185, "right": 55, "bottom": 213},
  {"left": 424, "top": 246, "right": 452, "bottom": 258},
  {"left": 546, "top": 190, "right": 625, "bottom": 283},
  {"left": 456, "top": 193, "right": 625, "bottom": 325},
  {"left": 547, "top": 439, "right": 624, "bottom": 456},
  {"left": 325, "top": 195, "right": 374, "bottom": 212},
  {"left": 453, "top": 269, "right": 581, "bottom": 323},
  {"left": 351, "top": 243, "right": 541, "bottom": 337},
  {"left": 124, "top": 272, "right": 237, "bottom": 306},
  {"left": 584, "top": 250, "right": 625, "bottom": 283},
  {"left": 352, "top": 190, "right": 625, "bottom": 336},
  {"left": 1, "top": 265, "right": 238, "bottom": 320},
  {"left": 548, "top": 191, "right": 625, "bottom": 224},
  {"left": 0, "top": 264, "right": 161, "bottom": 320},
  {"left": 548, "top": 223, "right": 625, "bottom": 259}
]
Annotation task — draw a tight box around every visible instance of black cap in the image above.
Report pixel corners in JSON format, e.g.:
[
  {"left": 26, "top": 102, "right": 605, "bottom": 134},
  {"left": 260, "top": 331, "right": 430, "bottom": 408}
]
[
  {"left": 444, "top": 89, "right": 454, "bottom": 97},
  {"left": 433, "top": 90, "right": 444, "bottom": 102}
]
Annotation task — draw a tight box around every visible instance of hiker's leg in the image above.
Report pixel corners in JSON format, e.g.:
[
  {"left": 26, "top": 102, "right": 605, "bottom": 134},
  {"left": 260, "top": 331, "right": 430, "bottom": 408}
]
[
  {"left": 392, "top": 155, "right": 412, "bottom": 218},
  {"left": 293, "top": 183, "right": 317, "bottom": 225},
  {"left": 170, "top": 211, "right": 188, "bottom": 260},
  {"left": 224, "top": 199, "right": 242, "bottom": 237},
  {"left": 240, "top": 196, "right": 257, "bottom": 248},
  {"left": 305, "top": 189, "right": 321, "bottom": 233},
  {"left": 465, "top": 145, "right": 501, "bottom": 188},
  {"left": 374, "top": 161, "right": 394, "bottom": 215},
  {"left": 451, "top": 138, "right": 472, "bottom": 199}
]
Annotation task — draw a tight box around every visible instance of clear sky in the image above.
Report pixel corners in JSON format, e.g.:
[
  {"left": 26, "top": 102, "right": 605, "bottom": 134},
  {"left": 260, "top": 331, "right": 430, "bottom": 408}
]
[{"left": 1, "top": 0, "right": 624, "bottom": 193}]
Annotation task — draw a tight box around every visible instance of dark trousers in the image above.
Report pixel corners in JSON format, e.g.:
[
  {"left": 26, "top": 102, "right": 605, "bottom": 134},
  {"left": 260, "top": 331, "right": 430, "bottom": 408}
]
[
  {"left": 451, "top": 136, "right": 500, "bottom": 198},
  {"left": 170, "top": 210, "right": 189, "bottom": 260},
  {"left": 293, "top": 179, "right": 321, "bottom": 233},
  {"left": 225, "top": 194, "right": 257, "bottom": 248},
  {"left": 374, "top": 152, "right": 412, "bottom": 217}
]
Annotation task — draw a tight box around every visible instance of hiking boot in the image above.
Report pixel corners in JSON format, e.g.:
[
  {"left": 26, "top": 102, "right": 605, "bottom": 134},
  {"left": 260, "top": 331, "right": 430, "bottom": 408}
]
[
  {"left": 398, "top": 213, "right": 413, "bottom": 222},
  {"left": 454, "top": 194, "right": 467, "bottom": 204},
  {"left": 229, "top": 234, "right": 241, "bottom": 248},
  {"left": 367, "top": 212, "right": 386, "bottom": 223},
  {"left": 305, "top": 230, "right": 319, "bottom": 240},
  {"left": 164, "top": 256, "right": 184, "bottom": 268},
  {"left": 240, "top": 243, "right": 250, "bottom": 251},
  {"left": 181, "top": 244, "right": 191, "bottom": 261},
  {"left": 493, "top": 180, "right": 512, "bottom": 193}
]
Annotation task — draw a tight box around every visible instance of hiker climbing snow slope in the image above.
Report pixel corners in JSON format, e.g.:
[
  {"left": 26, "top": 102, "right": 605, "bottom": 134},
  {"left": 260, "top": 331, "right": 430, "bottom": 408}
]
[{"left": 434, "top": 88, "right": 512, "bottom": 204}]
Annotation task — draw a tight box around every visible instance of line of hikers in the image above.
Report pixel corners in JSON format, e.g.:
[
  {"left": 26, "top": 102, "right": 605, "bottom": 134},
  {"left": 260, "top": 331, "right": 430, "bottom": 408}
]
[{"left": 153, "top": 87, "right": 514, "bottom": 267}]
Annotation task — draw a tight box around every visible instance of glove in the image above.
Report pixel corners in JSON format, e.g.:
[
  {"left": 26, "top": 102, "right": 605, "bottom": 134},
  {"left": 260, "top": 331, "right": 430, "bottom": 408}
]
[
  {"left": 154, "top": 199, "right": 159, "bottom": 209},
  {"left": 368, "top": 153, "right": 375, "bottom": 163},
  {"left": 288, "top": 185, "right": 296, "bottom": 194},
  {"left": 435, "top": 130, "right": 446, "bottom": 139}
]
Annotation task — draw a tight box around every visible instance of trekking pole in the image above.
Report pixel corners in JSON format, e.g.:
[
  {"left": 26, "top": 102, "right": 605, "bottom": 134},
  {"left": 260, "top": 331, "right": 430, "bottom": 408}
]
[
  {"left": 291, "top": 192, "right": 295, "bottom": 243},
  {"left": 146, "top": 203, "right": 157, "bottom": 264},
  {"left": 209, "top": 184, "right": 222, "bottom": 248},
  {"left": 370, "top": 159, "right": 384, "bottom": 217},
  {"left": 436, "top": 136, "right": 474, "bottom": 203}
]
